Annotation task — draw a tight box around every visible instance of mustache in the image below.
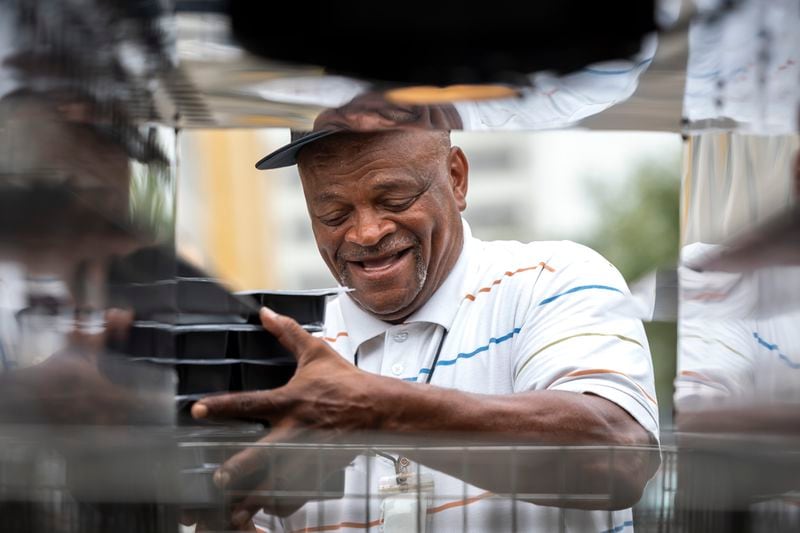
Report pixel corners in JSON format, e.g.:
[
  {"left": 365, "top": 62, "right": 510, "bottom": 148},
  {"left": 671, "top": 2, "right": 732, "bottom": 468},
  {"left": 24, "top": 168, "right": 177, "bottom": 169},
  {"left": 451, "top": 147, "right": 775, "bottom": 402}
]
[{"left": 337, "top": 235, "right": 419, "bottom": 262}]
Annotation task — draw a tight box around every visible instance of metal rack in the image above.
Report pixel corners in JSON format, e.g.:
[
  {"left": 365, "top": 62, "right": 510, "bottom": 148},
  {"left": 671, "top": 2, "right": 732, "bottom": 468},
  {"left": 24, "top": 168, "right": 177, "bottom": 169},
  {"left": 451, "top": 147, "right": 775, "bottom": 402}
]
[{"left": 3, "top": 425, "right": 797, "bottom": 533}]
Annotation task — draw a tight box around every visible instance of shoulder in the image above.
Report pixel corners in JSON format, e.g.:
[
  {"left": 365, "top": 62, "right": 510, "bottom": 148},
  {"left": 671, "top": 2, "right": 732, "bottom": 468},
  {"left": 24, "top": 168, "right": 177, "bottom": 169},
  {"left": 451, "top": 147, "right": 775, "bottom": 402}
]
[
  {"left": 472, "top": 237, "right": 617, "bottom": 277},
  {"left": 465, "top": 237, "right": 629, "bottom": 305}
]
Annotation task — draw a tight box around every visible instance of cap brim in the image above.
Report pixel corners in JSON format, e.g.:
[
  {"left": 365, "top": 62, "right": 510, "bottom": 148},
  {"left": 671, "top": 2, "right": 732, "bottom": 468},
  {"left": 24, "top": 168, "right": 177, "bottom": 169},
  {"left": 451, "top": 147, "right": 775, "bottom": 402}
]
[{"left": 255, "top": 130, "right": 339, "bottom": 170}]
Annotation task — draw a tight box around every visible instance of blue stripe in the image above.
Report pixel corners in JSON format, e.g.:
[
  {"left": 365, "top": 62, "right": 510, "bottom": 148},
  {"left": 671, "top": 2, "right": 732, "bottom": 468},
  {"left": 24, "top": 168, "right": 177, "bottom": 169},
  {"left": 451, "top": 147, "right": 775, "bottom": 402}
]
[
  {"left": 753, "top": 332, "right": 777, "bottom": 350},
  {"left": 408, "top": 327, "right": 523, "bottom": 382},
  {"left": 600, "top": 520, "right": 634, "bottom": 533},
  {"left": 688, "top": 66, "right": 749, "bottom": 81},
  {"left": 538, "top": 285, "right": 623, "bottom": 306},
  {"left": 753, "top": 332, "right": 800, "bottom": 369}
]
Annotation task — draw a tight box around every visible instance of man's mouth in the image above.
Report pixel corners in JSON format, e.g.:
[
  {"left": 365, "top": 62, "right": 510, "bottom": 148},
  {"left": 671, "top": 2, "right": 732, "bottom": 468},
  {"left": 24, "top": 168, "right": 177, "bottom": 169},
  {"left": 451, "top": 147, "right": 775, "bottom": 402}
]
[{"left": 349, "top": 248, "right": 411, "bottom": 273}]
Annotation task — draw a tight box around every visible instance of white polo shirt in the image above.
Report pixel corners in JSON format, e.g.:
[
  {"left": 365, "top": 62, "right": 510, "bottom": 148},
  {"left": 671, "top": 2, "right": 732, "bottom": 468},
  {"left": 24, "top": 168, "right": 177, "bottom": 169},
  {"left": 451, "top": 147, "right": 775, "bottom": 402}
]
[
  {"left": 257, "top": 220, "right": 659, "bottom": 533},
  {"left": 676, "top": 243, "right": 800, "bottom": 408}
]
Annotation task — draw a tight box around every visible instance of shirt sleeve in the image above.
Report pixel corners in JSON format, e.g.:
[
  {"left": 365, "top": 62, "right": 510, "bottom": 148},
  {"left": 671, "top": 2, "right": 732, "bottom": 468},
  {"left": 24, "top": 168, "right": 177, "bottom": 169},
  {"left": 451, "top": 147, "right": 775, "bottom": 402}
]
[
  {"left": 512, "top": 243, "right": 660, "bottom": 441},
  {"left": 675, "top": 316, "right": 757, "bottom": 410}
]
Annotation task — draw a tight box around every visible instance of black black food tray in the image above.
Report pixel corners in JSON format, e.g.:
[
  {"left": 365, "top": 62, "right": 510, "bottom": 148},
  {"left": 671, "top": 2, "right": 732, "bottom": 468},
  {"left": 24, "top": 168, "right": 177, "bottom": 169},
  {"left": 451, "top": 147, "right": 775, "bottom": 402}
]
[
  {"left": 237, "top": 329, "right": 294, "bottom": 360},
  {"left": 108, "top": 281, "right": 175, "bottom": 317},
  {"left": 178, "top": 363, "right": 236, "bottom": 396},
  {"left": 109, "top": 278, "right": 258, "bottom": 319},
  {"left": 235, "top": 289, "right": 340, "bottom": 326},
  {"left": 123, "top": 323, "right": 230, "bottom": 359},
  {"left": 176, "top": 277, "right": 250, "bottom": 315},
  {"left": 174, "top": 360, "right": 298, "bottom": 398},
  {"left": 118, "top": 321, "right": 335, "bottom": 412}
]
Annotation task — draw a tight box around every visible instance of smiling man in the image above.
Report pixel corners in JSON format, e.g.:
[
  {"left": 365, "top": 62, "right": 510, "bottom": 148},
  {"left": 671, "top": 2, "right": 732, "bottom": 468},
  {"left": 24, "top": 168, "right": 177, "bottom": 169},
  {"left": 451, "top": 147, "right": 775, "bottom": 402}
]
[
  {"left": 299, "top": 130, "right": 464, "bottom": 322},
  {"left": 191, "top": 98, "right": 660, "bottom": 533}
]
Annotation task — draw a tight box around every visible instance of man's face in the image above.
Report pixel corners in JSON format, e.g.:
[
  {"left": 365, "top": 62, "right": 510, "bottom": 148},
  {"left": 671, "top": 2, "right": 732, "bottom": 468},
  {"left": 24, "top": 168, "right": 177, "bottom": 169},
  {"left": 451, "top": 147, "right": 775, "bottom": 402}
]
[{"left": 298, "top": 131, "right": 468, "bottom": 322}]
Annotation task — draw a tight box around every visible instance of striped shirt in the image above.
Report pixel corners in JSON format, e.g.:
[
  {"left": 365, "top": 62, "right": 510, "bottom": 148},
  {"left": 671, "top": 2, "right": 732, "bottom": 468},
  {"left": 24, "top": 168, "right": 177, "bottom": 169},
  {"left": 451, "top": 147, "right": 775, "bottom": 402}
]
[
  {"left": 676, "top": 242, "right": 800, "bottom": 407},
  {"left": 256, "top": 220, "right": 659, "bottom": 533}
]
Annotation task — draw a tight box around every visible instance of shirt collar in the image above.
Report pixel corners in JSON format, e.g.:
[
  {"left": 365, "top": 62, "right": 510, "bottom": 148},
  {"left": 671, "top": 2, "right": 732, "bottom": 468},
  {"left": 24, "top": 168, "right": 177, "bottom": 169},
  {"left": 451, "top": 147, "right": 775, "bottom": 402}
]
[{"left": 338, "top": 218, "right": 475, "bottom": 353}]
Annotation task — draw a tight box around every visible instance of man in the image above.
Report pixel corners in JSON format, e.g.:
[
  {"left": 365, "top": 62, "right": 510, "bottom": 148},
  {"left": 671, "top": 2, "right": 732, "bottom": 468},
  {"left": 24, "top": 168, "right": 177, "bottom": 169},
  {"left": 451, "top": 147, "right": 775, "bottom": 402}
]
[{"left": 191, "top": 102, "right": 660, "bottom": 531}]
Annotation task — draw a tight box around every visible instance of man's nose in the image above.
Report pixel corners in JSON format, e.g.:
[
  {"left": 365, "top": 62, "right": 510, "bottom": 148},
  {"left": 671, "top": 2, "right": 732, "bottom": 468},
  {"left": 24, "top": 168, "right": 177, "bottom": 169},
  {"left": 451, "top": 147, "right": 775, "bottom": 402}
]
[{"left": 345, "top": 209, "right": 395, "bottom": 247}]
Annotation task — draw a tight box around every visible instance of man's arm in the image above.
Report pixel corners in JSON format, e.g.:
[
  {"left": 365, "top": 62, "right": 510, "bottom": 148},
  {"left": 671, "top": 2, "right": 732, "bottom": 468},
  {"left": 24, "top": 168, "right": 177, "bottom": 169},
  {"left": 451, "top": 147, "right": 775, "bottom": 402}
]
[
  {"left": 378, "top": 381, "right": 656, "bottom": 509},
  {"left": 193, "top": 307, "right": 658, "bottom": 524}
]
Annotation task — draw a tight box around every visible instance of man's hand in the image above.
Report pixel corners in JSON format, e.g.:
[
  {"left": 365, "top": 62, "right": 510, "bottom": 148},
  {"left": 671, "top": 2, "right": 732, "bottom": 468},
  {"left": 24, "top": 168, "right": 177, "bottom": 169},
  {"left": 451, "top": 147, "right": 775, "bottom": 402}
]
[
  {"left": 192, "top": 306, "right": 390, "bottom": 434},
  {"left": 190, "top": 306, "right": 390, "bottom": 528}
]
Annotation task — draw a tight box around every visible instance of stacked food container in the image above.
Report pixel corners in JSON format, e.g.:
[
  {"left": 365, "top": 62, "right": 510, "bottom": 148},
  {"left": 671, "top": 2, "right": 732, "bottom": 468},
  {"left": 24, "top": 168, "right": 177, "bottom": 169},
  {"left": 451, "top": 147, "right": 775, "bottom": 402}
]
[
  {"left": 107, "top": 246, "right": 337, "bottom": 414},
  {"left": 102, "top": 245, "right": 345, "bottom": 518}
]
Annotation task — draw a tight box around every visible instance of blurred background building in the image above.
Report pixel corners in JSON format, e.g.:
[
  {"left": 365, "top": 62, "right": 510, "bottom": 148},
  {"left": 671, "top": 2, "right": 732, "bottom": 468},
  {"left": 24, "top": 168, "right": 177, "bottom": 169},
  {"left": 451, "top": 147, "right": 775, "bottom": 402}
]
[{"left": 175, "top": 130, "right": 682, "bottom": 291}]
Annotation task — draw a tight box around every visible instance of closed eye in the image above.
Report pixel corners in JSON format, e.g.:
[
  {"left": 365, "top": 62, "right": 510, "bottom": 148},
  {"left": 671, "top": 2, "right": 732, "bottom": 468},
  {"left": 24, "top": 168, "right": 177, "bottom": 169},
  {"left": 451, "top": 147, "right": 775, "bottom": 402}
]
[
  {"left": 318, "top": 211, "right": 349, "bottom": 226},
  {"left": 382, "top": 195, "right": 420, "bottom": 212}
]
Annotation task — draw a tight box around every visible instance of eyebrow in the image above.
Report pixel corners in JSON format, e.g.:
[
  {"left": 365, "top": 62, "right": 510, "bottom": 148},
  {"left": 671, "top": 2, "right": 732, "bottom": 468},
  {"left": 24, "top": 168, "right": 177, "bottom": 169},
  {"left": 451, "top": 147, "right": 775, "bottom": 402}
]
[
  {"left": 313, "top": 191, "right": 343, "bottom": 204},
  {"left": 311, "top": 171, "right": 430, "bottom": 204},
  {"left": 371, "top": 181, "right": 416, "bottom": 193}
]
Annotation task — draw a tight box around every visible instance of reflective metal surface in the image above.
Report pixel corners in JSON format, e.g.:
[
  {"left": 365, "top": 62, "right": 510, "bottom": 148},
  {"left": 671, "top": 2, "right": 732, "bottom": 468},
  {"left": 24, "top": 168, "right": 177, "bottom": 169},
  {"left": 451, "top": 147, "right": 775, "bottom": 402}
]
[
  {"left": 1, "top": 0, "right": 799, "bottom": 532},
  {"left": 172, "top": 11, "right": 674, "bottom": 130},
  {"left": 673, "top": 116, "right": 800, "bottom": 532},
  {"left": 171, "top": 1, "right": 798, "bottom": 134},
  {"left": 677, "top": 130, "right": 800, "bottom": 414},
  {"left": 683, "top": 0, "right": 800, "bottom": 134}
]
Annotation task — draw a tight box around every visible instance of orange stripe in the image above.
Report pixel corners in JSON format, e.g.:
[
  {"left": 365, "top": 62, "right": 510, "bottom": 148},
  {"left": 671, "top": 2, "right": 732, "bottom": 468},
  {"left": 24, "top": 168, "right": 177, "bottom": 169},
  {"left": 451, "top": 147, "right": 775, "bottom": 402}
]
[
  {"left": 684, "top": 290, "right": 728, "bottom": 302},
  {"left": 290, "top": 519, "right": 383, "bottom": 533},
  {"left": 564, "top": 368, "right": 657, "bottom": 405},
  {"left": 680, "top": 370, "right": 711, "bottom": 381},
  {"left": 288, "top": 491, "right": 494, "bottom": 532},
  {"left": 322, "top": 331, "right": 349, "bottom": 343},
  {"left": 679, "top": 370, "right": 729, "bottom": 389},
  {"left": 428, "top": 491, "right": 494, "bottom": 514},
  {"left": 464, "top": 263, "right": 555, "bottom": 301}
]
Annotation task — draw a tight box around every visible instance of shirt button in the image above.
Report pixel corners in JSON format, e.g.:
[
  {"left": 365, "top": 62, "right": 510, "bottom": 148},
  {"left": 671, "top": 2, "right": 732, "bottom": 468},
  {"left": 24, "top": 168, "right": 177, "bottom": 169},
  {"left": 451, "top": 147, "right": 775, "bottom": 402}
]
[
  {"left": 393, "top": 331, "right": 409, "bottom": 343},
  {"left": 391, "top": 363, "right": 404, "bottom": 376}
]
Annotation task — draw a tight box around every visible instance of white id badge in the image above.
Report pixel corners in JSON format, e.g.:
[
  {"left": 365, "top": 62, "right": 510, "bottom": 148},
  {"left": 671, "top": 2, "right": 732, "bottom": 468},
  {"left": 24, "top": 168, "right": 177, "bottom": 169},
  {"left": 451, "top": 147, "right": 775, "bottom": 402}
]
[{"left": 379, "top": 470, "right": 434, "bottom": 533}]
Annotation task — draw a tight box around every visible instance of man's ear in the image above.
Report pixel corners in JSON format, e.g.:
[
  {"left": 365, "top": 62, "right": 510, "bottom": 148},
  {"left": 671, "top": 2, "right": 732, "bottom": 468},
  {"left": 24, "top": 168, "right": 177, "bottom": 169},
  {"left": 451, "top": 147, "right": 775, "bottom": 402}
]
[{"left": 449, "top": 146, "right": 469, "bottom": 212}]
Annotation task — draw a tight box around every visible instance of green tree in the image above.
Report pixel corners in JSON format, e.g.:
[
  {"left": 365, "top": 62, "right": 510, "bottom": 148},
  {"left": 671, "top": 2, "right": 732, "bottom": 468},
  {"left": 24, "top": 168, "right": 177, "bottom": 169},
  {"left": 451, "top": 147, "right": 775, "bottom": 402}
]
[{"left": 582, "top": 159, "right": 681, "bottom": 281}]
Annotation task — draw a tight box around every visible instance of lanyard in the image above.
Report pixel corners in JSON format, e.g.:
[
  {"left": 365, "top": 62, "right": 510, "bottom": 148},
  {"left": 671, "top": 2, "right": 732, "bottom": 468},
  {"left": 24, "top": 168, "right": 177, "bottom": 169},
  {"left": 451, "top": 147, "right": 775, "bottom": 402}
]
[
  {"left": 357, "top": 326, "right": 446, "bottom": 518},
  {"left": 354, "top": 325, "right": 448, "bottom": 385}
]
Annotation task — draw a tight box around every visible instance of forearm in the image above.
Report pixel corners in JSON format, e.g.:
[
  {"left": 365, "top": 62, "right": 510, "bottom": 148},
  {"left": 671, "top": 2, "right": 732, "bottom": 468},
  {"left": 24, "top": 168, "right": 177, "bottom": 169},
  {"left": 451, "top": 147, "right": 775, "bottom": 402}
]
[
  {"left": 380, "top": 382, "right": 640, "bottom": 444},
  {"left": 375, "top": 381, "right": 658, "bottom": 509}
]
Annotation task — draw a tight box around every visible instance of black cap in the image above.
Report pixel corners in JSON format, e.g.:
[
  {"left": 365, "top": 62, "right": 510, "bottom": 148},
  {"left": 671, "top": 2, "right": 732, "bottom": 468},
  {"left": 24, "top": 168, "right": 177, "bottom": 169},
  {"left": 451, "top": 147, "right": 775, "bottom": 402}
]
[
  {"left": 255, "top": 91, "right": 464, "bottom": 170},
  {"left": 255, "top": 130, "right": 339, "bottom": 170}
]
